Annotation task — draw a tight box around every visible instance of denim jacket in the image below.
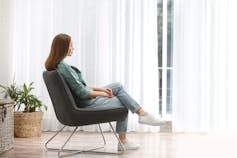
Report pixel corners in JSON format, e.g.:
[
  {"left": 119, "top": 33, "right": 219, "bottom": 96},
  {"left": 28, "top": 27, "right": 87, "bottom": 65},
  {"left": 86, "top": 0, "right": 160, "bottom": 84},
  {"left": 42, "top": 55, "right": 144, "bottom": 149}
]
[{"left": 56, "top": 61, "right": 95, "bottom": 107}]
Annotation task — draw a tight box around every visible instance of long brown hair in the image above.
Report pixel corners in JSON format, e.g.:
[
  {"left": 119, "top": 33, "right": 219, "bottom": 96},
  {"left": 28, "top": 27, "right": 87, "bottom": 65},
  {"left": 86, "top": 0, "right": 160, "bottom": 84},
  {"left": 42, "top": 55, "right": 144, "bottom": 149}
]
[{"left": 45, "top": 33, "right": 71, "bottom": 70}]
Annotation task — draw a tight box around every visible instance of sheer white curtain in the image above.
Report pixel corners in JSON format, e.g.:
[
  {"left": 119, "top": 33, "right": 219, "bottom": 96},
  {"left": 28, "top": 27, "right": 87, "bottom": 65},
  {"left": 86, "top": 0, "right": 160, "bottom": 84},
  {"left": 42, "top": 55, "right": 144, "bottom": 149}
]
[
  {"left": 173, "top": 0, "right": 237, "bottom": 132},
  {"left": 0, "top": 0, "right": 14, "bottom": 89},
  {"left": 10, "top": 0, "right": 159, "bottom": 132}
]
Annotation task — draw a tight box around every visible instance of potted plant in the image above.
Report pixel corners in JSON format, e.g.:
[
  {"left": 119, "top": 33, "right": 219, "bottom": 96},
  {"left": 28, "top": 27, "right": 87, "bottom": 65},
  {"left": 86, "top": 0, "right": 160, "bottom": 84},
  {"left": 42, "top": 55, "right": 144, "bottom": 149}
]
[
  {"left": 0, "top": 81, "right": 19, "bottom": 102},
  {"left": 0, "top": 81, "right": 47, "bottom": 138}
]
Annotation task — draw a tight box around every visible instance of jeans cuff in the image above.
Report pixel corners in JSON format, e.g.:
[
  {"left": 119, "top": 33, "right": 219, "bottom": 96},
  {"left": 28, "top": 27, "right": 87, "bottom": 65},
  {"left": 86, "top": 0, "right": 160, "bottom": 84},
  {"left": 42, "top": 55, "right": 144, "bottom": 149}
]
[{"left": 132, "top": 106, "right": 142, "bottom": 113}]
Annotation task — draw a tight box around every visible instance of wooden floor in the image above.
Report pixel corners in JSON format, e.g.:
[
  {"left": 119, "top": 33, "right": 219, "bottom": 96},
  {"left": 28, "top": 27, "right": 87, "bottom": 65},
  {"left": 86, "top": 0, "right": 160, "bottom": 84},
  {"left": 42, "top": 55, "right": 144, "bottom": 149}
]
[{"left": 1, "top": 132, "right": 237, "bottom": 158}]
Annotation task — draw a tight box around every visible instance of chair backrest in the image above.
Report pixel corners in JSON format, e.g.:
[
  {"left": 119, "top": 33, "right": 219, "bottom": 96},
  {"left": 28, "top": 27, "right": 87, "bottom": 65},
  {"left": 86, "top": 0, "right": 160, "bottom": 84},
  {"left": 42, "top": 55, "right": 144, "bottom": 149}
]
[{"left": 43, "top": 70, "right": 78, "bottom": 125}]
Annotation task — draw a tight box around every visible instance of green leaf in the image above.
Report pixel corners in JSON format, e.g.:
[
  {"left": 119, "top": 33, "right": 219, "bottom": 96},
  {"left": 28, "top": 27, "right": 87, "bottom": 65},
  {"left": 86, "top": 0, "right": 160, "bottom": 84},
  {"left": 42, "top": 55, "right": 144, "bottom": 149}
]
[{"left": 1, "top": 80, "right": 47, "bottom": 112}]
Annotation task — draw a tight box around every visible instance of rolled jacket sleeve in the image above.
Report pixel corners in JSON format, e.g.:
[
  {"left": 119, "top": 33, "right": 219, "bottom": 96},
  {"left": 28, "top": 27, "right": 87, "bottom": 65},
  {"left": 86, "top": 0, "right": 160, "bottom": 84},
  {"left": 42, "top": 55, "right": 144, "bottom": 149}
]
[{"left": 56, "top": 62, "right": 90, "bottom": 99}]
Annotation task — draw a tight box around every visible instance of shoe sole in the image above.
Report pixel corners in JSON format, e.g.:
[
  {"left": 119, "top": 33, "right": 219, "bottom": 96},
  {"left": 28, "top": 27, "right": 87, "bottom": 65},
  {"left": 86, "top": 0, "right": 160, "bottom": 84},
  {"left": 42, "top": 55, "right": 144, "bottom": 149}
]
[{"left": 138, "top": 121, "right": 166, "bottom": 126}]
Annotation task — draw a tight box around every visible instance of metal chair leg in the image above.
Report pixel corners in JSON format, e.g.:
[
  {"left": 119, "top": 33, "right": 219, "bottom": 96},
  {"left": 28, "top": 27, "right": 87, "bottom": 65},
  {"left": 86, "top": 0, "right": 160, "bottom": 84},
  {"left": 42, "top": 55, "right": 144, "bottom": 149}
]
[
  {"left": 98, "top": 124, "right": 106, "bottom": 145},
  {"left": 44, "top": 123, "right": 125, "bottom": 157},
  {"left": 45, "top": 126, "right": 66, "bottom": 151},
  {"left": 78, "top": 123, "right": 125, "bottom": 155},
  {"left": 58, "top": 127, "right": 79, "bottom": 157}
]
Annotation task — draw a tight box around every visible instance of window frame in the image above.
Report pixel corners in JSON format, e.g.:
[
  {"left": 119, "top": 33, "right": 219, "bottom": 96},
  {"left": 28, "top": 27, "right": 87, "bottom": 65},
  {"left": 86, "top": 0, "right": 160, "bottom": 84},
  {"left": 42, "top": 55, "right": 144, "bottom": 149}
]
[{"left": 158, "top": 0, "right": 173, "bottom": 118}]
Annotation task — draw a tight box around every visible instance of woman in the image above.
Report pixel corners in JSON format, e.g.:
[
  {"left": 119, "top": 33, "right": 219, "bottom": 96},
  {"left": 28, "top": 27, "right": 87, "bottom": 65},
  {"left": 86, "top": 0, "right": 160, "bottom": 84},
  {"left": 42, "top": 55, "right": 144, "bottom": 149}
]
[{"left": 45, "top": 33, "right": 165, "bottom": 151}]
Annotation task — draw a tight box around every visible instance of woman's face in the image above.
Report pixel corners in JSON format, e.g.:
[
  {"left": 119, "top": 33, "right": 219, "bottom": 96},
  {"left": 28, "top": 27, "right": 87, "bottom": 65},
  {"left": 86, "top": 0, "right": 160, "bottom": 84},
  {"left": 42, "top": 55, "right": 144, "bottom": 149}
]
[{"left": 67, "top": 40, "right": 74, "bottom": 56}]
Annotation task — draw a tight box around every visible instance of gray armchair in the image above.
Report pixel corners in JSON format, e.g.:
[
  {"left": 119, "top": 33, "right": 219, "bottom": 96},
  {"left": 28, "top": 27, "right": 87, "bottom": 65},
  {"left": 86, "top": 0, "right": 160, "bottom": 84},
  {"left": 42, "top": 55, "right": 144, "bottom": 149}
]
[{"left": 43, "top": 70, "right": 128, "bottom": 157}]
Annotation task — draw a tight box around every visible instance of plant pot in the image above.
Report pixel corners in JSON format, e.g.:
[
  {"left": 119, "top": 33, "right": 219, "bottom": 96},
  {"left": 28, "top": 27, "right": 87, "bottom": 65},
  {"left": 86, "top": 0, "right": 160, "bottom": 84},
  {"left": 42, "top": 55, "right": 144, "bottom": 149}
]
[{"left": 14, "top": 111, "right": 43, "bottom": 138}]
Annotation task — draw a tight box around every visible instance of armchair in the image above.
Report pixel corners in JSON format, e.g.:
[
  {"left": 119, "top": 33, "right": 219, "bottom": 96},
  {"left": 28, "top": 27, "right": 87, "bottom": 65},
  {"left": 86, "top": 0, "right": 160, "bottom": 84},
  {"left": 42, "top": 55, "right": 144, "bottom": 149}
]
[{"left": 43, "top": 70, "right": 128, "bottom": 157}]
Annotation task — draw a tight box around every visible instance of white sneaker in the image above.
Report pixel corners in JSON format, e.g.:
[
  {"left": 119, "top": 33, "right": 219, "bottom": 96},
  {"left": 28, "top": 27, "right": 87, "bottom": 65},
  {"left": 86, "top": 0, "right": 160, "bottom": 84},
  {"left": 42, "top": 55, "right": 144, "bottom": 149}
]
[
  {"left": 139, "top": 113, "right": 167, "bottom": 126},
  {"left": 118, "top": 140, "right": 140, "bottom": 151}
]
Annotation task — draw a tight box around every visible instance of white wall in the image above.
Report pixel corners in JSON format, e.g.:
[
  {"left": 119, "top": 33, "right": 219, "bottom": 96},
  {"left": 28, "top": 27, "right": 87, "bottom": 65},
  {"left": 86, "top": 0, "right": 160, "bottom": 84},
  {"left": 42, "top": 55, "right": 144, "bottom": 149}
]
[{"left": 0, "top": 0, "right": 13, "bottom": 94}]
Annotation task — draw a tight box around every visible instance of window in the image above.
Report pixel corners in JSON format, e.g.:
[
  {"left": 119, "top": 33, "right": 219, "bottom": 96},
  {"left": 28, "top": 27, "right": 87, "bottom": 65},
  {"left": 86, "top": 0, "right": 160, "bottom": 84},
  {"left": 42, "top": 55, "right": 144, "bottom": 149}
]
[{"left": 158, "top": 0, "right": 173, "bottom": 117}]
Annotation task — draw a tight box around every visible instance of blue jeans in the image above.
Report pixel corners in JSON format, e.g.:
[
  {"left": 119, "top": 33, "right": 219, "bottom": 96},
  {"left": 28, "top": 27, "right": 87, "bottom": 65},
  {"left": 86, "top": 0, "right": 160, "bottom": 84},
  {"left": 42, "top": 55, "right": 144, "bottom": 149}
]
[{"left": 84, "top": 82, "right": 141, "bottom": 134}]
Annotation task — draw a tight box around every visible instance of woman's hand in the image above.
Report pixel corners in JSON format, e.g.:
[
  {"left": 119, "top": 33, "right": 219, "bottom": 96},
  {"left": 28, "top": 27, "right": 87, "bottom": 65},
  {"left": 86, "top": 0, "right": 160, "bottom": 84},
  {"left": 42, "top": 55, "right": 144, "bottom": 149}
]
[
  {"left": 101, "top": 91, "right": 113, "bottom": 98},
  {"left": 88, "top": 87, "right": 114, "bottom": 98},
  {"left": 101, "top": 88, "right": 113, "bottom": 97}
]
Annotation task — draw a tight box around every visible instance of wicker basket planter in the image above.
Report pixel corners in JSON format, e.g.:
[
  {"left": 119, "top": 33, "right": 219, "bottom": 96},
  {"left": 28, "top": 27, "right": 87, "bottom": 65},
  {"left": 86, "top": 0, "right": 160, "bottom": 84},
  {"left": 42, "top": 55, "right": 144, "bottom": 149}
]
[
  {"left": 0, "top": 99, "right": 14, "bottom": 153},
  {"left": 14, "top": 111, "right": 43, "bottom": 138}
]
